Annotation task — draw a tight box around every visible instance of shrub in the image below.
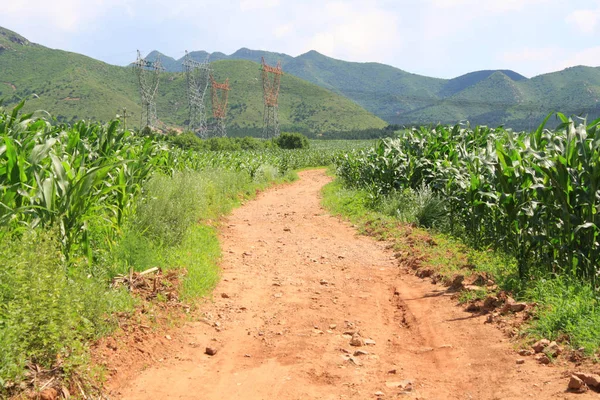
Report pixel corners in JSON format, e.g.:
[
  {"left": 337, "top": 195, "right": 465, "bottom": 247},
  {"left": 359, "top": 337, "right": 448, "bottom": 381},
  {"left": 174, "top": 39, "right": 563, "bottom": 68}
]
[
  {"left": 376, "top": 186, "right": 447, "bottom": 229},
  {"left": 134, "top": 171, "right": 209, "bottom": 246},
  {"left": 274, "top": 132, "right": 310, "bottom": 149},
  {"left": 0, "top": 230, "right": 132, "bottom": 386},
  {"left": 170, "top": 131, "right": 203, "bottom": 151}
]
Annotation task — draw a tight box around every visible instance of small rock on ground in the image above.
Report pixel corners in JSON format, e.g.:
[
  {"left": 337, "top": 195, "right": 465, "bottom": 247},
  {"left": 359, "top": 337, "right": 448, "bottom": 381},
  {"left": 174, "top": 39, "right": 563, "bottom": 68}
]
[
  {"left": 39, "top": 388, "right": 58, "bottom": 400},
  {"left": 535, "top": 354, "right": 550, "bottom": 364},
  {"left": 205, "top": 347, "right": 218, "bottom": 356},
  {"left": 545, "top": 341, "right": 562, "bottom": 357},
  {"left": 574, "top": 372, "right": 600, "bottom": 388},
  {"left": 568, "top": 375, "right": 586, "bottom": 391},
  {"left": 350, "top": 333, "right": 365, "bottom": 347},
  {"left": 532, "top": 339, "right": 550, "bottom": 353}
]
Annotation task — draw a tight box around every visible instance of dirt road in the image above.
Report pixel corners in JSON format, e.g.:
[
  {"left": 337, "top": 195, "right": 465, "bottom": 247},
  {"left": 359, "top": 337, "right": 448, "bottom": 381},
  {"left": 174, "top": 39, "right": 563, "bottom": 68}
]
[{"left": 110, "top": 169, "right": 588, "bottom": 399}]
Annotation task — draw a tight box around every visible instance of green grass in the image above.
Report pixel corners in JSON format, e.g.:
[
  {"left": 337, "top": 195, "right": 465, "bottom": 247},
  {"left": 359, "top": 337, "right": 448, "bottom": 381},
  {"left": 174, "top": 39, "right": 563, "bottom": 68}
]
[
  {"left": 0, "top": 230, "right": 134, "bottom": 386},
  {"left": 322, "top": 179, "right": 600, "bottom": 356},
  {"left": 525, "top": 278, "right": 600, "bottom": 354},
  {"left": 173, "top": 225, "right": 222, "bottom": 300}
]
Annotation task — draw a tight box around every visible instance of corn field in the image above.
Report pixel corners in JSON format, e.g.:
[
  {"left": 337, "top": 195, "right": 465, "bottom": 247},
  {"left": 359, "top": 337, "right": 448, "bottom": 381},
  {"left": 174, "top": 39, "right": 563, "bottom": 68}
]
[
  {"left": 336, "top": 114, "right": 600, "bottom": 284},
  {"left": 0, "top": 102, "right": 338, "bottom": 261}
]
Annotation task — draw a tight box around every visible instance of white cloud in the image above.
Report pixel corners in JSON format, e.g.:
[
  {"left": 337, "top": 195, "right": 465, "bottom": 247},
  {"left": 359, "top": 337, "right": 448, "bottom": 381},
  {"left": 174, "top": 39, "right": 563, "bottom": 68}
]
[
  {"left": 302, "top": 1, "right": 402, "bottom": 62},
  {"left": 556, "top": 46, "right": 600, "bottom": 70},
  {"left": 2, "top": 0, "right": 132, "bottom": 32},
  {"left": 498, "top": 47, "right": 559, "bottom": 77},
  {"left": 566, "top": 8, "right": 600, "bottom": 34},
  {"left": 501, "top": 47, "right": 559, "bottom": 64},
  {"left": 499, "top": 46, "right": 600, "bottom": 77},
  {"left": 274, "top": 23, "right": 292, "bottom": 38},
  {"left": 428, "top": 0, "right": 550, "bottom": 13},
  {"left": 240, "top": 0, "right": 279, "bottom": 11}
]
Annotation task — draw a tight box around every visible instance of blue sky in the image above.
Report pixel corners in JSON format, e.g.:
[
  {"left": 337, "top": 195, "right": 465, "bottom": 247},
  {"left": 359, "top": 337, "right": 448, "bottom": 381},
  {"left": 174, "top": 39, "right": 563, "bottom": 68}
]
[{"left": 1, "top": 0, "right": 599, "bottom": 78}]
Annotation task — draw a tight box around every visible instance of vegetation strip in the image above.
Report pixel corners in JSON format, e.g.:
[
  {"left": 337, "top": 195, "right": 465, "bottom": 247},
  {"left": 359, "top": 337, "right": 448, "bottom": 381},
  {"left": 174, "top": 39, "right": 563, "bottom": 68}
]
[{"left": 325, "top": 114, "right": 600, "bottom": 359}]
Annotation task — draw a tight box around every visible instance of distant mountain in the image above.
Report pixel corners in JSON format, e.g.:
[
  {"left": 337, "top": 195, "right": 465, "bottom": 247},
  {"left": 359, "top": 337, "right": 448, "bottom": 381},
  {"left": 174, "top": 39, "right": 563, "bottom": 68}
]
[
  {"left": 2, "top": 24, "right": 599, "bottom": 132},
  {"left": 438, "top": 70, "right": 527, "bottom": 98},
  {"left": 0, "top": 26, "right": 386, "bottom": 133},
  {"left": 145, "top": 47, "right": 600, "bottom": 129}
]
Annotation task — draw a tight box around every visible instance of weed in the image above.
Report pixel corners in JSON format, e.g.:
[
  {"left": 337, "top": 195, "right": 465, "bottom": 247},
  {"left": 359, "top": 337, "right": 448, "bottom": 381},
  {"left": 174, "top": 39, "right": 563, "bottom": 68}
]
[{"left": 0, "top": 230, "right": 132, "bottom": 387}]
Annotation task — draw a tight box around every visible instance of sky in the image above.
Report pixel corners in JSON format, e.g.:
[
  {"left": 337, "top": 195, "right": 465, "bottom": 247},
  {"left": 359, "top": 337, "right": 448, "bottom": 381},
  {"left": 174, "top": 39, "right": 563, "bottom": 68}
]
[{"left": 1, "top": 0, "right": 599, "bottom": 78}]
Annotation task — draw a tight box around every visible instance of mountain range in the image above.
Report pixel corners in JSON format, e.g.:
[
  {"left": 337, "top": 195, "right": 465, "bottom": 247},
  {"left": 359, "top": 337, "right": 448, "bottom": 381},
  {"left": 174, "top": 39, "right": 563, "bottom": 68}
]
[
  {"left": 150, "top": 48, "right": 600, "bottom": 129},
  {"left": 1, "top": 24, "right": 599, "bottom": 133},
  {"left": 0, "top": 26, "right": 385, "bottom": 134}
]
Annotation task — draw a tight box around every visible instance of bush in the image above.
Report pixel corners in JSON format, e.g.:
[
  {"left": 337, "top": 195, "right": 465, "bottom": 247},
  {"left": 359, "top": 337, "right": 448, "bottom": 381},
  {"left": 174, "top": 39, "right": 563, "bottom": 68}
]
[
  {"left": 376, "top": 186, "right": 447, "bottom": 229},
  {"left": 0, "top": 230, "right": 132, "bottom": 387},
  {"left": 134, "top": 171, "right": 211, "bottom": 246},
  {"left": 274, "top": 132, "right": 310, "bottom": 149},
  {"left": 133, "top": 169, "right": 257, "bottom": 248},
  {"left": 170, "top": 131, "right": 203, "bottom": 151}
]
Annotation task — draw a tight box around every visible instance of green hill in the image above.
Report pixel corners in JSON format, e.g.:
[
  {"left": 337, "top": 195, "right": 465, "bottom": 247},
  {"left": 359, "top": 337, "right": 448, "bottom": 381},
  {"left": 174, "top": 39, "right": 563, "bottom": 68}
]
[
  {"left": 284, "top": 50, "right": 446, "bottom": 121},
  {"left": 3, "top": 23, "right": 600, "bottom": 131},
  {"left": 157, "top": 59, "right": 388, "bottom": 132},
  {"left": 0, "top": 27, "right": 140, "bottom": 124},
  {"left": 0, "top": 26, "right": 386, "bottom": 133},
  {"left": 147, "top": 46, "right": 600, "bottom": 129},
  {"left": 402, "top": 71, "right": 526, "bottom": 126},
  {"left": 396, "top": 68, "right": 600, "bottom": 128},
  {"left": 438, "top": 70, "right": 527, "bottom": 98}
]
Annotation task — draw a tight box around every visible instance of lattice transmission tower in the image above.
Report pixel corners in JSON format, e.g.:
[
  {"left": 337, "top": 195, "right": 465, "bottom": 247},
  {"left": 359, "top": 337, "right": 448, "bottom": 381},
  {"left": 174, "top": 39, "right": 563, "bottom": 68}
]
[
  {"left": 133, "top": 50, "right": 164, "bottom": 129},
  {"left": 182, "top": 51, "right": 211, "bottom": 137},
  {"left": 261, "top": 57, "right": 283, "bottom": 139},
  {"left": 210, "top": 74, "right": 231, "bottom": 137}
]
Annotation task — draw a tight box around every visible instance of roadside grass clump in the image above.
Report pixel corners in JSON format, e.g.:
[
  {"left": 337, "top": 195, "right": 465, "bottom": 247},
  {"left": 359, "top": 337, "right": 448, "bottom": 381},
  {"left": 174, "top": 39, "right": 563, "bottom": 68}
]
[
  {"left": 0, "top": 230, "right": 132, "bottom": 386},
  {"left": 134, "top": 171, "right": 213, "bottom": 247},
  {"left": 169, "top": 224, "right": 221, "bottom": 300},
  {"left": 525, "top": 278, "right": 600, "bottom": 354},
  {"left": 375, "top": 186, "right": 448, "bottom": 229}
]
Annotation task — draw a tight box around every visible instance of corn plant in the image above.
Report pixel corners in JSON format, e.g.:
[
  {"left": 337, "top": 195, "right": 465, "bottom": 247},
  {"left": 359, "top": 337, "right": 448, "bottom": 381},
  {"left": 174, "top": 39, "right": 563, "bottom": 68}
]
[{"left": 336, "top": 115, "right": 600, "bottom": 285}]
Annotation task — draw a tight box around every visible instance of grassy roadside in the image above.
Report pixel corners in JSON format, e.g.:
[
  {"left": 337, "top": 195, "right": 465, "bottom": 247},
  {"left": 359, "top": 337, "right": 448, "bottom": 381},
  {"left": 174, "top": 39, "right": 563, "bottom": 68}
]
[
  {"left": 135, "top": 168, "right": 298, "bottom": 301},
  {"left": 1, "top": 167, "right": 297, "bottom": 398},
  {"left": 321, "top": 178, "right": 600, "bottom": 357}
]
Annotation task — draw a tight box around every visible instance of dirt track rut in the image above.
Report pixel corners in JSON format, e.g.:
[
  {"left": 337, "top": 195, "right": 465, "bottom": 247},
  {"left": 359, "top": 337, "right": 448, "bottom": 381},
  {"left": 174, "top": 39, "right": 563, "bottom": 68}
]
[{"left": 111, "top": 169, "right": 588, "bottom": 399}]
